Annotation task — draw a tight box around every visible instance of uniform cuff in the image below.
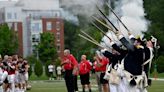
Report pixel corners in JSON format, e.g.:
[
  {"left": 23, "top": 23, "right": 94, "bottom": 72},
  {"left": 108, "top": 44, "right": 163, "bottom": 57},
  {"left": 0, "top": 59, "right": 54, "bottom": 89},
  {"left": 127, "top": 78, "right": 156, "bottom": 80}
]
[
  {"left": 129, "top": 35, "right": 135, "bottom": 39},
  {"left": 110, "top": 41, "right": 115, "bottom": 46},
  {"left": 118, "top": 35, "right": 124, "bottom": 40}
]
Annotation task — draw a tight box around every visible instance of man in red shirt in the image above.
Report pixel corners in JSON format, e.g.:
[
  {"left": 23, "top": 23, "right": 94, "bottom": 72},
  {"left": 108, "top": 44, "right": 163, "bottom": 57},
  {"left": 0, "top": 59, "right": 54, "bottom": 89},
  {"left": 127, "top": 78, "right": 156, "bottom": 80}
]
[
  {"left": 95, "top": 51, "right": 109, "bottom": 92},
  {"left": 61, "top": 49, "right": 78, "bottom": 92},
  {"left": 79, "top": 55, "right": 92, "bottom": 92}
]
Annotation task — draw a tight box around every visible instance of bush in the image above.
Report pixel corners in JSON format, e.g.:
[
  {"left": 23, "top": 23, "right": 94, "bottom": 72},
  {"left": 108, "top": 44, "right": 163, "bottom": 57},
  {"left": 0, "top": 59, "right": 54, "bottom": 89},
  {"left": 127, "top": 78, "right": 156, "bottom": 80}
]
[
  {"left": 28, "top": 64, "right": 33, "bottom": 77},
  {"left": 26, "top": 55, "right": 38, "bottom": 77},
  {"left": 26, "top": 55, "right": 37, "bottom": 64},
  {"left": 156, "top": 55, "right": 164, "bottom": 73},
  {"left": 34, "top": 60, "right": 43, "bottom": 77},
  {"left": 45, "top": 60, "right": 52, "bottom": 77},
  {"left": 55, "top": 58, "right": 61, "bottom": 67}
]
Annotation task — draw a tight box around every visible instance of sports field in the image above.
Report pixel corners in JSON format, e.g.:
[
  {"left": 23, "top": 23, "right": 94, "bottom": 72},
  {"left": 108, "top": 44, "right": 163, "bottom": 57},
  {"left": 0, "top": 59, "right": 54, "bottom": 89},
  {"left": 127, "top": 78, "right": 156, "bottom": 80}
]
[{"left": 27, "top": 80, "right": 164, "bottom": 92}]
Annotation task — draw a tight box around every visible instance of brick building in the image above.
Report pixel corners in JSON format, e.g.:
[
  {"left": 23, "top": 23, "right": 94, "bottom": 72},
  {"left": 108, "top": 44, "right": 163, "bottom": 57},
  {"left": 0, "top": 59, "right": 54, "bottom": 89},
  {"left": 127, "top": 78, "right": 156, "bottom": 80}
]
[{"left": 0, "top": 0, "right": 64, "bottom": 58}]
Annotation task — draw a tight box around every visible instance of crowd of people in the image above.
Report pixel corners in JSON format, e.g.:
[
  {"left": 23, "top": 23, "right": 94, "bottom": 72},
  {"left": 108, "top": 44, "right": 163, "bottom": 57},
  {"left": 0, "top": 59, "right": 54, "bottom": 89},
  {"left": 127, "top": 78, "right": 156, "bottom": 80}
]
[
  {"left": 0, "top": 32, "right": 157, "bottom": 92},
  {"left": 0, "top": 55, "right": 30, "bottom": 92},
  {"left": 61, "top": 31, "right": 157, "bottom": 92}
]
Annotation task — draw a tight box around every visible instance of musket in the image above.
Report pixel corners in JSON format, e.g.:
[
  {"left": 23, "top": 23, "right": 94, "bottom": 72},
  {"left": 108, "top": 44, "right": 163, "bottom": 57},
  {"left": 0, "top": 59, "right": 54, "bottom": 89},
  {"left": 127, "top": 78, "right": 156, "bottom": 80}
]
[
  {"left": 106, "top": 3, "right": 130, "bottom": 32},
  {"left": 78, "top": 34, "right": 105, "bottom": 48},
  {"left": 96, "top": 5, "right": 120, "bottom": 32},
  {"left": 80, "top": 30, "right": 100, "bottom": 45},
  {"left": 91, "top": 21, "right": 112, "bottom": 41},
  {"left": 92, "top": 16, "right": 112, "bottom": 31}
]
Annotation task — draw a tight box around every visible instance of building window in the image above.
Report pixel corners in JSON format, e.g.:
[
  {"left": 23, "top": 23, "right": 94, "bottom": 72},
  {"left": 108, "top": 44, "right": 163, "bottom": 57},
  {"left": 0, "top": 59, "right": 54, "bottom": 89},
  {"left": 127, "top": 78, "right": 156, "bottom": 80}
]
[
  {"left": 57, "top": 44, "right": 60, "bottom": 52},
  {"left": 32, "top": 23, "right": 40, "bottom": 32},
  {"left": 46, "top": 22, "right": 52, "bottom": 31},
  {"left": 7, "top": 13, "right": 12, "bottom": 19},
  {"left": 14, "top": 13, "right": 17, "bottom": 19},
  {"left": 56, "top": 21, "right": 60, "bottom": 31},
  {"left": 56, "top": 32, "right": 60, "bottom": 42},
  {"left": 32, "top": 34, "right": 40, "bottom": 42},
  {"left": 14, "top": 23, "right": 17, "bottom": 31},
  {"left": 8, "top": 23, "right": 12, "bottom": 29}
]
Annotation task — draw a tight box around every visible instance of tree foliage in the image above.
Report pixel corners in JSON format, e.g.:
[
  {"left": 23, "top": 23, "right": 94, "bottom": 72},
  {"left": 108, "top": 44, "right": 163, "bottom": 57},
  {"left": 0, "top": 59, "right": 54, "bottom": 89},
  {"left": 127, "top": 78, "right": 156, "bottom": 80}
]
[
  {"left": 0, "top": 23, "right": 18, "bottom": 56},
  {"left": 144, "top": 0, "right": 164, "bottom": 55},
  {"left": 34, "top": 60, "right": 43, "bottom": 77},
  {"left": 26, "top": 55, "right": 38, "bottom": 77},
  {"left": 156, "top": 55, "right": 164, "bottom": 73},
  {"left": 64, "top": 19, "right": 103, "bottom": 61},
  {"left": 45, "top": 60, "right": 52, "bottom": 77},
  {"left": 37, "top": 32, "right": 57, "bottom": 63}
]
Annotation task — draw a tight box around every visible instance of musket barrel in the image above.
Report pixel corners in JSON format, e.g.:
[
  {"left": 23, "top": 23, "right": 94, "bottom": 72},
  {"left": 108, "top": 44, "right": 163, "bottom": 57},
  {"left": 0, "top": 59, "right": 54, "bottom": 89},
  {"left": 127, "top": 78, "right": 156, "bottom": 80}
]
[
  {"left": 96, "top": 5, "right": 119, "bottom": 32},
  {"left": 91, "top": 21, "right": 112, "bottom": 41},
  {"left": 106, "top": 3, "right": 130, "bottom": 32}
]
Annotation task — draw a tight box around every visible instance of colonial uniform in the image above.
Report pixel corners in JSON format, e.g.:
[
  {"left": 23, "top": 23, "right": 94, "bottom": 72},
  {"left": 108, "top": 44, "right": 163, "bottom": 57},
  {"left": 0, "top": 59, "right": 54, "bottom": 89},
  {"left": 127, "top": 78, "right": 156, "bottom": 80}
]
[
  {"left": 118, "top": 34, "right": 148, "bottom": 92},
  {"left": 102, "top": 42, "right": 127, "bottom": 92}
]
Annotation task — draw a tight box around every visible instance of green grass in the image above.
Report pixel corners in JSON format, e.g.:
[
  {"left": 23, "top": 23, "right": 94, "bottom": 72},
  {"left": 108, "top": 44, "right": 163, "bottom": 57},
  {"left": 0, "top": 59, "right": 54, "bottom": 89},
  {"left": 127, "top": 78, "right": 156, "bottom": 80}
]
[
  {"left": 27, "top": 81, "right": 67, "bottom": 92},
  {"left": 26, "top": 80, "right": 164, "bottom": 92},
  {"left": 148, "top": 80, "right": 164, "bottom": 92},
  {"left": 29, "top": 73, "right": 48, "bottom": 80},
  {"left": 150, "top": 73, "right": 164, "bottom": 78}
]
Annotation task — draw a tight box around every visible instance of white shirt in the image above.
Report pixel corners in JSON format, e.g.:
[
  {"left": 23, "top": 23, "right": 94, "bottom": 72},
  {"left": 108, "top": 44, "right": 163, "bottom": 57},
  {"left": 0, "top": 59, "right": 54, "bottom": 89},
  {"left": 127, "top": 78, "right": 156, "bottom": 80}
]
[
  {"left": 57, "top": 66, "right": 62, "bottom": 75},
  {"left": 48, "top": 65, "right": 54, "bottom": 72}
]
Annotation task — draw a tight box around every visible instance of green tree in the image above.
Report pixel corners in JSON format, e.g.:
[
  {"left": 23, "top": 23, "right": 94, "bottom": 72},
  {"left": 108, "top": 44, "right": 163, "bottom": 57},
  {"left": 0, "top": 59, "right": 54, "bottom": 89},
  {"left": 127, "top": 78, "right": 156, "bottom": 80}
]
[
  {"left": 45, "top": 60, "right": 52, "bottom": 77},
  {"left": 37, "top": 33, "right": 57, "bottom": 63},
  {"left": 156, "top": 55, "right": 164, "bottom": 73},
  {"left": 34, "top": 60, "right": 43, "bottom": 77},
  {"left": 55, "top": 58, "right": 61, "bottom": 67},
  {"left": 28, "top": 64, "right": 33, "bottom": 77},
  {"left": 26, "top": 55, "right": 38, "bottom": 77},
  {"left": 0, "top": 23, "right": 18, "bottom": 56},
  {"left": 144, "top": 0, "right": 164, "bottom": 55},
  {"left": 26, "top": 55, "right": 38, "bottom": 64}
]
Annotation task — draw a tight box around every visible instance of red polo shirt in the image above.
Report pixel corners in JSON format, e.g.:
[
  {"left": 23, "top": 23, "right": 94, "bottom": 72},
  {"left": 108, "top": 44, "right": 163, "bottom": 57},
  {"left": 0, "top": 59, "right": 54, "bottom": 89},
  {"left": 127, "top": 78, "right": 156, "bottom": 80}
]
[
  {"left": 79, "top": 60, "right": 92, "bottom": 75},
  {"left": 62, "top": 54, "right": 78, "bottom": 70},
  {"left": 94, "top": 61, "right": 101, "bottom": 72},
  {"left": 95, "top": 57, "right": 109, "bottom": 72}
]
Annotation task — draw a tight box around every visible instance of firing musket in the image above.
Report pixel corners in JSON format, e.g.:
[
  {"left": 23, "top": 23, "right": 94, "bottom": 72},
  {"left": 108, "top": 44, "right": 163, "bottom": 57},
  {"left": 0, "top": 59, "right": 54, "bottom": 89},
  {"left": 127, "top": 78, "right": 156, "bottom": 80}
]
[
  {"left": 106, "top": 3, "right": 130, "bottom": 32},
  {"left": 78, "top": 34, "right": 105, "bottom": 49},
  {"left": 91, "top": 16, "right": 113, "bottom": 31},
  {"left": 80, "top": 30, "right": 100, "bottom": 45},
  {"left": 96, "top": 5, "right": 120, "bottom": 32},
  {"left": 91, "top": 21, "right": 112, "bottom": 41}
]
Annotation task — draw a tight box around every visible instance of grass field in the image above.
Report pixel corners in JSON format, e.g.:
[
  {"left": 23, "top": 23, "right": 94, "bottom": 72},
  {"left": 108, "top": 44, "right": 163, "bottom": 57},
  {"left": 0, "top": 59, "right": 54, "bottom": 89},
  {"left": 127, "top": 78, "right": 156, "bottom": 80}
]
[{"left": 26, "top": 80, "right": 164, "bottom": 92}]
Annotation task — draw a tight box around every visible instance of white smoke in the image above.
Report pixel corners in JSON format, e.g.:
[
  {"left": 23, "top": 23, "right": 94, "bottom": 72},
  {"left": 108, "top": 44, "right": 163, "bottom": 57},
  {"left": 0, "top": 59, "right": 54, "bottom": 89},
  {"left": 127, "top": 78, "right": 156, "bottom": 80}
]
[
  {"left": 102, "top": 0, "right": 149, "bottom": 47},
  {"left": 60, "top": 0, "right": 104, "bottom": 23}
]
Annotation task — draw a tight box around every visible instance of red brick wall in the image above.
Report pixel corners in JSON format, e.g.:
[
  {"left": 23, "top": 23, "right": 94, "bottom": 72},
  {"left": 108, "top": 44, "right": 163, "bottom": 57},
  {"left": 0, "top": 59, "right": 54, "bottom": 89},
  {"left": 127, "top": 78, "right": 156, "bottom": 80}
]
[
  {"left": 12, "top": 22, "right": 23, "bottom": 57},
  {"left": 42, "top": 18, "right": 64, "bottom": 59}
]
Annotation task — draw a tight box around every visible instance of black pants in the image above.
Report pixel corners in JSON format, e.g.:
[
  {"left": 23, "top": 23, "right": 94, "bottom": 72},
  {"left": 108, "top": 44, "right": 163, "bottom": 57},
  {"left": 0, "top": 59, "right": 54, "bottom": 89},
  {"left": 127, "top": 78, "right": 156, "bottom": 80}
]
[
  {"left": 64, "top": 70, "right": 75, "bottom": 92},
  {"left": 74, "top": 75, "right": 78, "bottom": 91}
]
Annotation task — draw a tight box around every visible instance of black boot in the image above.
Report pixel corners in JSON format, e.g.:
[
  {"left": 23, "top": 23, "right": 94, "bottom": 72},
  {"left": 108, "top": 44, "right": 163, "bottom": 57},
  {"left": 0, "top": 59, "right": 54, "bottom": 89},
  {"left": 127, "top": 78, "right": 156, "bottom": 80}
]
[{"left": 89, "top": 89, "right": 92, "bottom": 92}]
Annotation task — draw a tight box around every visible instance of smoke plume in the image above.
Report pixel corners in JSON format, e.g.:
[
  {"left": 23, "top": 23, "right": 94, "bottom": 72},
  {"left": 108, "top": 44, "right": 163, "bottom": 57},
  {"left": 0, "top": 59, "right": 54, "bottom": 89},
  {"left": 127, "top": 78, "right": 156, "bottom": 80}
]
[
  {"left": 102, "top": 0, "right": 149, "bottom": 47},
  {"left": 60, "top": 0, "right": 104, "bottom": 23}
]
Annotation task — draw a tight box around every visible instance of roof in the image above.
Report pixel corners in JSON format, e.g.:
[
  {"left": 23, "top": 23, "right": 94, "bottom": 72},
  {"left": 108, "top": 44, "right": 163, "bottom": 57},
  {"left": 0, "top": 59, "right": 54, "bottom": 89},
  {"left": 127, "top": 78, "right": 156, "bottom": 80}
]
[
  {"left": 0, "top": 1, "right": 17, "bottom": 9},
  {"left": 15, "top": 0, "right": 60, "bottom": 10}
]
